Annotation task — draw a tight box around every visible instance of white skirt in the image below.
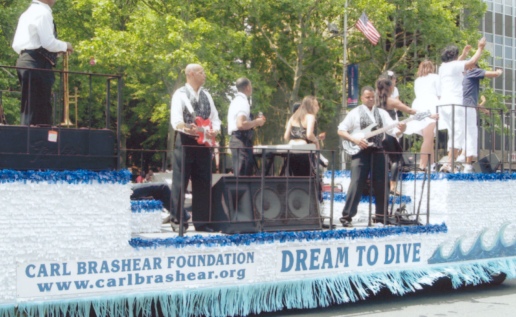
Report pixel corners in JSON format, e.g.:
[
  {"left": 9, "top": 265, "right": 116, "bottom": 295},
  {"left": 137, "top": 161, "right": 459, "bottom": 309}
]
[{"left": 404, "top": 96, "right": 437, "bottom": 136}]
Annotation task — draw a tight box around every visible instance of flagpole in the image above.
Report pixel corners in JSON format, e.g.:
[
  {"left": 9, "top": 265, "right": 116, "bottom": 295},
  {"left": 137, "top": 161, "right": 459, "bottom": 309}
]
[{"left": 341, "top": 0, "right": 348, "bottom": 170}]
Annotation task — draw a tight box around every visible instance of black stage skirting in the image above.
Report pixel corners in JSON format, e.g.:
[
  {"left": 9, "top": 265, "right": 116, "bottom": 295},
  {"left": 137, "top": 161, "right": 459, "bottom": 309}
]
[{"left": 0, "top": 125, "right": 116, "bottom": 170}]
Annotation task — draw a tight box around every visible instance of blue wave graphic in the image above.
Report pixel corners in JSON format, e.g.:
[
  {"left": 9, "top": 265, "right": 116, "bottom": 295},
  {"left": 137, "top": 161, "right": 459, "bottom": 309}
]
[{"left": 428, "top": 224, "right": 516, "bottom": 263}]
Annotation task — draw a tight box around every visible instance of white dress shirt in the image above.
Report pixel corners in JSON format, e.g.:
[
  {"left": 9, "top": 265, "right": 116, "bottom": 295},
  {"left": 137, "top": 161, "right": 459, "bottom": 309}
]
[
  {"left": 12, "top": 1, "right": 67, "bottom": 54},
  {"left": 338, "top": 104, "right": 399, "bottom": 137},
  {"left": 227, "top": 92, "right": 250, "bottom": 135},
  {"left": 170, "top": 83, "right": 221, "bottom": 132}
]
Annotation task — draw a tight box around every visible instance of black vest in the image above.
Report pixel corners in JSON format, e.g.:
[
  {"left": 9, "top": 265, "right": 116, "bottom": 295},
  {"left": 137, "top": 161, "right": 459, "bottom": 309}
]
[
  {"left": 182, "top": 87, "right": 211, "bottom": 124},
  {"left": 359, "top": 106, "right": 383, "bottom": 148}
]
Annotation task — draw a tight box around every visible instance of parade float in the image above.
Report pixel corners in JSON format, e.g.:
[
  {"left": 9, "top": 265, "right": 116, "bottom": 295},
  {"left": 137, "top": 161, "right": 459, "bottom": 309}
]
[
  {"left": 1, "top": 64, "right": 515, "bottom": 317},
  {"left": 1, "top": 163, "right": 516, "bottom": 317}
]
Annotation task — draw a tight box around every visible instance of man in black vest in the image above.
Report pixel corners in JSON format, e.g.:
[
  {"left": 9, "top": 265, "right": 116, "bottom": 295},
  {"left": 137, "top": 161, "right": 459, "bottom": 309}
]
[
  {"left": 12, "top": 0, "right": 73, "bottom": 125},
  {"left": 170, "top": 64, "right": 221, "bottom": 232},
  {"left": 337, "top": 86, "right": 405, "bottom": 227}
]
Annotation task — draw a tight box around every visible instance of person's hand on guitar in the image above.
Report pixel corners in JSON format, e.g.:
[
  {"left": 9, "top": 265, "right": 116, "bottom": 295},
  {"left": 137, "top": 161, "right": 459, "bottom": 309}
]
[
  {"left": 430, "top": 113, "right": 439, "bottom": 120},
  {"left": 395, "top": 122, "right": 407, "bottom": 138},
  {"left": 205, "top": 128, "right": 219, "bottom": 139},
  {"left": 353, "top": 137, "right": 370, "bottom": 150},
  {"left": 183, "top": 123, "right": 199, "bottom": 136}
]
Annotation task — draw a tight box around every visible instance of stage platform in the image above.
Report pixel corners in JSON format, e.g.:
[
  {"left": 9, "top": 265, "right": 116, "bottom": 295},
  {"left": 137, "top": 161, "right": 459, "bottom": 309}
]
[{"left": 2, "top": 169, "right": 516, "bottom": 317}]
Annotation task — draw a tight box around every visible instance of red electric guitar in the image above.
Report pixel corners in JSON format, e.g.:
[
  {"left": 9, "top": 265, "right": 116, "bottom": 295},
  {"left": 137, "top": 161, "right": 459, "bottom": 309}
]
[{"left": 179, "top": 117, "right": 217, "bottom": 147}]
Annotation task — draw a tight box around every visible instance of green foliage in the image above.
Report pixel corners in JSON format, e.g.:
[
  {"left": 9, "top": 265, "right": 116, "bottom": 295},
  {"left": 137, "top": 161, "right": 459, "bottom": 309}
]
[{"left": 0, "top": 0, "right": 502, "bottom": 168}]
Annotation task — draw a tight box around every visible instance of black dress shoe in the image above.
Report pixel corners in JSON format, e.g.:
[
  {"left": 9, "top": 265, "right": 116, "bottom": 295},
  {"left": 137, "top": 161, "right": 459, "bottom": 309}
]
[
  {"left": 339, "top": 217, "right": 352, "bottom": 228},
  {"left": 372, "top": 216, "right": 396, "bottom": 225},
  {"left": 170, "top": 221, "right": 189, "bottom": 232},
  {"left": 322, "top": 223, "right": 336, "bottom": 229},
  {"left": 194, "top": 226, "right": 215, "bottom": 233}
]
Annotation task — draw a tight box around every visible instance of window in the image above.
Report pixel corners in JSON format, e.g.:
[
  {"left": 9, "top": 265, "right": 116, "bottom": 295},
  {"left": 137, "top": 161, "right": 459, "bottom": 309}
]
[
  {"left": 505, "top": 15, "right": 513, "bottom": 37},
  {"left": 505, "top": 46, "right": 513, "bottom": 59},
  {"left": 495, "top": 44, "right": 503, "bottom": 58},
  {"left": 485, "top": 12, "right": 493, "bottom": 33},
  {"left": 494, "top": 13, "right": 503, "bottom": 33},
  {"left": 504, "top": 69, "right": 513, "bottom": 90}
]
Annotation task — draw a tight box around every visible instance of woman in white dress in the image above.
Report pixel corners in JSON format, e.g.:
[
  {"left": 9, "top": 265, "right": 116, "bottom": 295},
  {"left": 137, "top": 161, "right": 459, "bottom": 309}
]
[
  {"left": 404, "top": 60, "right": 440, "bottom": 170},
  {"left": 437, "top": 38, "right": 485, "bottom": 172}
]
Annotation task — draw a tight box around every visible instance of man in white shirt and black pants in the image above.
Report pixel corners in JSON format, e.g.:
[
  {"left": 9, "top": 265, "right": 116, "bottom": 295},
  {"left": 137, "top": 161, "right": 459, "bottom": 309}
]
[
  {"left": 338, "top": 86, "right": 406, "bottom": 227},
  {"left": 227, "top": 78, "right": 266, "bottom": 176},
  {"left": 12, "top": 0, "right": 73, "bottom": 125},
  {"left": 170, "top": 64, "right": 221, "bottom": 232}
]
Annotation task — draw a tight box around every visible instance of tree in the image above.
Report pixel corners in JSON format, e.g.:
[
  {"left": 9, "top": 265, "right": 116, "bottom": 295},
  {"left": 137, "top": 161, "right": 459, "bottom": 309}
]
[{"left": 0, "top": 0, "right": 499, "bottom": 168}]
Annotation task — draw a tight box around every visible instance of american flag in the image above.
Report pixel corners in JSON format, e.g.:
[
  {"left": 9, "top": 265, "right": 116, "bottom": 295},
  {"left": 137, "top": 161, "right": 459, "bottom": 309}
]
[{"left": 355, "top": 12, "right": 380, "bottom": 45}]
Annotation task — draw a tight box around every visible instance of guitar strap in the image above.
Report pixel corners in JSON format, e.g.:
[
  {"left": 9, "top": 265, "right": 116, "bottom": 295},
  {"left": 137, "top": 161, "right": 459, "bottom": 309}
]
[{"left": 181, "top": 87, "right": 211, "bottom": 123}]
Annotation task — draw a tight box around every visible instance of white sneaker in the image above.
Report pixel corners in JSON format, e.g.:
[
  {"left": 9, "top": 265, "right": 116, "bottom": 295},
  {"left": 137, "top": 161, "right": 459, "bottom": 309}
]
[
  {"left": 439, "top": 164, "right": 459, "bottom": 173},
  {"left": 455, "top": 155, "right": 465, "bottom": 163},
  {"left": 439, "top": 164, "right": 453, "bottom": 173},
  {"left": 463, "top": 164, "right": 474, "bottom": 173}
]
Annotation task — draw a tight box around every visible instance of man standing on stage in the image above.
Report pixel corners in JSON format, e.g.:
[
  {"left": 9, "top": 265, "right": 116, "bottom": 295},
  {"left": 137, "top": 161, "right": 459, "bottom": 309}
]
[
  {"left": 170, "top": 64, "right": 221, "bottom": 232},
  {"left": 12, "top": 0, "right": 73, "bottom": 125},
  {"left": 461, "top": 64, "right": 503, "bottom": 173},
  {"left": 227, "top": 77, "right": 266, "bottom": 176},
  {"left": 337, "top": 86, "right": 405, "bottom": 227}
]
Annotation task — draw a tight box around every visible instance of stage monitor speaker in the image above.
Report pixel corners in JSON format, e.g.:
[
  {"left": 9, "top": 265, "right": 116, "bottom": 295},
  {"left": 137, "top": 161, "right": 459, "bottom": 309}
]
[
  {"left": 0, "top": 125, "right": 116, "bottom": 170},
  {"left": 473, "top": 153, "right": 500, "bottom": 174},
  {"left": 211, "top": 176, "right": 322, "bottom": 234}
]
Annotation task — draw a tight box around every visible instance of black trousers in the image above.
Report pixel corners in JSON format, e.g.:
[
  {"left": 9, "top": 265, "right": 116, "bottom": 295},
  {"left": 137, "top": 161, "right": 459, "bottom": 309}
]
[
  {"left": 171, "top": 133, "right": 212, "bottom": 230},
  {"left": 286, "top": 153, "right": 312, "bottom": 176},
  {"left": 342, "top": 147, "right": 388, "bottom": 220},
  {"left": 382, "top": 135, "right": 403, "bottom": 182},
  {"left": 16, "top": 51, "right": 54, "bottom": 125},
  {"left": 229, "top": 134, "right": 255, "bottom": 176},
  {"left": 131, "top": 183, "right": 172, "bottom": 212}
]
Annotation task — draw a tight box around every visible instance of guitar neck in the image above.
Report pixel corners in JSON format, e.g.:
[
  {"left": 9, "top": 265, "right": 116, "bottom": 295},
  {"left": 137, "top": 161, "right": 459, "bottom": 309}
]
[{"left": 364, "top": 116, "right": 414, "bottom": 139}]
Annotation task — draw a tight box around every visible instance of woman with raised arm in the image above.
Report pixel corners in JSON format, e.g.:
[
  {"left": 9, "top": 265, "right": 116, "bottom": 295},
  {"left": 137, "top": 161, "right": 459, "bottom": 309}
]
[
  {"left": 404, "top": 60, "right": 441, "bottom": 170},
  {"left": 437, "top": 38, "right": 485, "bottom": 172}
]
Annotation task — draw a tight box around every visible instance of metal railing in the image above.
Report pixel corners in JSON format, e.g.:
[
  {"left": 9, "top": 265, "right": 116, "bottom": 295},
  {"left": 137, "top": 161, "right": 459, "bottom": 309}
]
[{"left": 0, "top": 65, "right": 123, "bottom": 169}]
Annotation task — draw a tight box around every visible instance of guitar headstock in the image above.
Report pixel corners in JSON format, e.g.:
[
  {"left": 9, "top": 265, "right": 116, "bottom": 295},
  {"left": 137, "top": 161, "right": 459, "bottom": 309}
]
[{"left": 414, "top": 110, "right": 431, "bottom": 121}]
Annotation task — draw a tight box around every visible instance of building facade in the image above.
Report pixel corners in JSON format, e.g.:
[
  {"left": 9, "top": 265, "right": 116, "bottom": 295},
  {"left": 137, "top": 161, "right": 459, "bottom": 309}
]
[{"left": 481, "top": 0, "right": 515, "bottom": 110}]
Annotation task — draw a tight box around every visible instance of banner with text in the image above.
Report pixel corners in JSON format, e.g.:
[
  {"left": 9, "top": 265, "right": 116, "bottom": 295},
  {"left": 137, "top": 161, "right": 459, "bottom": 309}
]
[
  {"left": 17, "top": 252, "right": 256, "bottom": 298},
  {"left": 347, "top": 64, "right": 359, "bottom": 107},
  {"left": 277, "top": 241, "right": 425, "bottom": 275}
]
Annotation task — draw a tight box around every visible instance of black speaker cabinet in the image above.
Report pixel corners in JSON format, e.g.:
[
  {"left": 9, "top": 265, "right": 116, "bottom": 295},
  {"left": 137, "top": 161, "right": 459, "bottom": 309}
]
[
  {"left": 473, "top": 153, "right": 500, "bottom": 173},
  {"left": 0, "top": 125, "right": 116, "bottom": 170},
  {"left": 211, "top": 176, "right": 322, "bottom": 234}
]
